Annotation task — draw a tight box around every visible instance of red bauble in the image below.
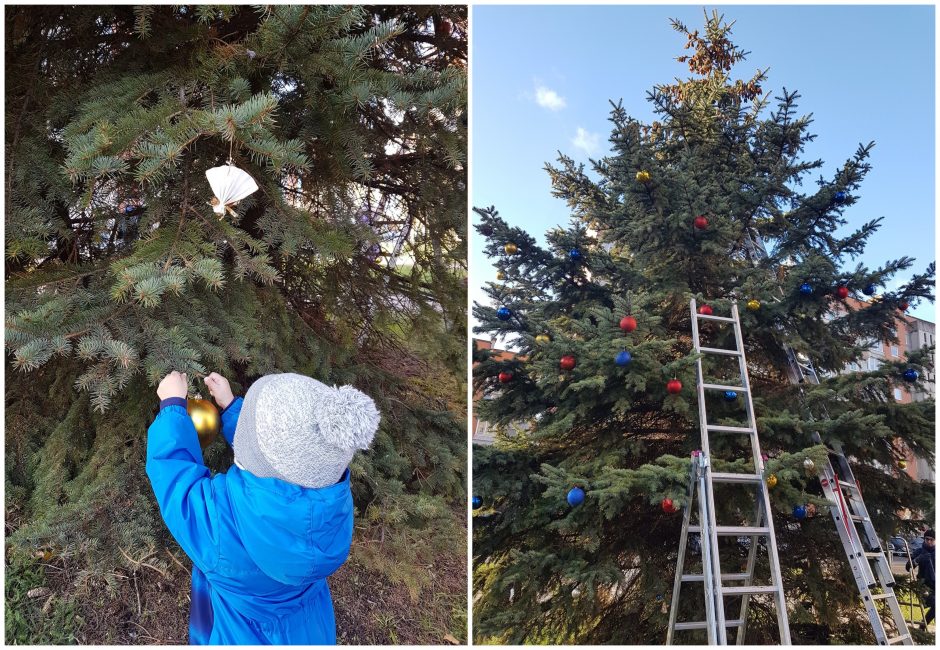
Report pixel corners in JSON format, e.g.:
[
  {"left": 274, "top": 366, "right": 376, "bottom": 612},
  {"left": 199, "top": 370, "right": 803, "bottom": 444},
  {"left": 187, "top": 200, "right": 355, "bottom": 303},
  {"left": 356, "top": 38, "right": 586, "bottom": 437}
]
[
  {"left": 666, "top": 379, "right": 682, "bottom": 394},
  {"left": 693, "top": 215, "right": 709, "bottom": 230},
  {"left": 662, "top": 498, "right": 678, "bottom": 514},
  {"left": 899, "top": 300, "right": 909, "bottom": 311},
  {"left": 697, "top": 305, "right": 713, "bottom": 316},
  {"left": 498, "top": 371, "right": 513, "bottom": 384},
  {"left": 836, "top": 286, "right": 849, "bottom": 299},
  {"left": 560, "top": 355, "right": 577, "bottom": 371},
  {"left": 620, "top": 316, "right": 638, "bottom": 333}
]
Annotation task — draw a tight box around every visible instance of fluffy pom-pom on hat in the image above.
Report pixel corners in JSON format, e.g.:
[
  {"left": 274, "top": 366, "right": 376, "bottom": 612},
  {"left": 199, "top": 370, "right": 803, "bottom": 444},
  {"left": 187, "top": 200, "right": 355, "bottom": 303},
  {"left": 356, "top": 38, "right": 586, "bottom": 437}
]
[{"left": 318, "top": 384, "right": 381, "bottom": 451}]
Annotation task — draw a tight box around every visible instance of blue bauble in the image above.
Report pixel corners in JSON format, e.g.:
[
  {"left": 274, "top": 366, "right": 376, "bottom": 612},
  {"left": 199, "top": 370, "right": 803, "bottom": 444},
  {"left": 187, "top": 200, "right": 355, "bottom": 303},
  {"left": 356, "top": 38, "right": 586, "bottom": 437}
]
[
  {"left": 723, "top": 390, "right": 738, "bottom": 402},
  {"left": 569, "top": 248, "right": 582, "bottom": 262},
  {"left": 793, "top": 505, "right": 807, "bottom": 520},
  {"left": 124, "top": 204, "right": 140, "bottom": 214},
  {"left": 834, "top": 191, "right": 848, "bottom": 204},
  {"left": 615, "top": 350, "right": 632, "bottom": 366},
  {"left": 496, "top": 307, "right": 511, "bottom": 321},
  {"left": 567, "top": 487, "right": 585, "bottom": 507},
  {"left": 799, "top": 283, "right": 813, "bottom": 296},
  {"left": 863, "top": 283, "right": 877, "bottom": 296},
  {"left": 903, "top": 368, "right": 919, "bottom": 382},
  {"left": 472, "top": 496, "right": 482, "bottom": 509}
]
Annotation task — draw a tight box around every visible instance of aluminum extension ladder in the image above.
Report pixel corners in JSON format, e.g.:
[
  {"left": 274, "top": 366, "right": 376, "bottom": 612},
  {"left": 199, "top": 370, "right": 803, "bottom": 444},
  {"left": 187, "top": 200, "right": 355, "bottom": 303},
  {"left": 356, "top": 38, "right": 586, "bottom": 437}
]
[
  {"left": 744, "top": 229, "right": 913, "bottom": 645},
  {"left": 666, "top": 299, "right": 791, "bottom": 644}
]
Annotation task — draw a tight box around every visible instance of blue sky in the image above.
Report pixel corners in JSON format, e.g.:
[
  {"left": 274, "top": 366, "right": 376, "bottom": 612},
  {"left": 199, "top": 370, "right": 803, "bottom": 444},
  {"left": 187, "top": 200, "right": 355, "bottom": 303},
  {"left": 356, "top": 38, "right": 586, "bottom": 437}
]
[{"left": 471, "top": 5, "right": 936, "bottom": 326}]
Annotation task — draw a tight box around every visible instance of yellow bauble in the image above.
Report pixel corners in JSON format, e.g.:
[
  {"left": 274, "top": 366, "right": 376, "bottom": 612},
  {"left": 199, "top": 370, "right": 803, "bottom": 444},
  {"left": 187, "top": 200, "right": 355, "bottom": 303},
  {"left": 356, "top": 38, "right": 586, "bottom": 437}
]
[
  {"left": 747, "top": 299, "right": 760, "bottom": 311},
  {"left": 636, "top": 170, "right": 651, "bottom": 183},
  {"left": 504, "top": 242, "right": 518, "bottom": 255},
  {"left": 898, "top": 459, "right": 908, "bottom": 470},
  {"left": 187, "top": 398, "right": 220, "bottom": 449},
  {"left": 496, "top": 271, "right": 505, "bottom": 280},
  {"left": 535, "top": 334, "right": 551, "bottom": 345},
  {"left": 766, "top": 474, "right": 778, "bottom": 488}
]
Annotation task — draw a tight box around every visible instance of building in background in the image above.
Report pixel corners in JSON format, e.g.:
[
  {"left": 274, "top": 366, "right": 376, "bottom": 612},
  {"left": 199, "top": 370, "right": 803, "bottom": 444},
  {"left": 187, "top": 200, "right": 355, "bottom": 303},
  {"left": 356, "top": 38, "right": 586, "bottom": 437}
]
[{"left": 833, "top": 298, "right": 935, "bottom": 482}]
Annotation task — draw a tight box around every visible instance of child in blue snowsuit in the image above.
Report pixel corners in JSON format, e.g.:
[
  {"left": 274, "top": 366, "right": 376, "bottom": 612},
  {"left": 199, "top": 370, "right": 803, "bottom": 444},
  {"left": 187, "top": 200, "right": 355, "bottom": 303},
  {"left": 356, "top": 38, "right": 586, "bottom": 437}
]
[{"left": 146, "top": 370, "right": 380, "bottom": 644}]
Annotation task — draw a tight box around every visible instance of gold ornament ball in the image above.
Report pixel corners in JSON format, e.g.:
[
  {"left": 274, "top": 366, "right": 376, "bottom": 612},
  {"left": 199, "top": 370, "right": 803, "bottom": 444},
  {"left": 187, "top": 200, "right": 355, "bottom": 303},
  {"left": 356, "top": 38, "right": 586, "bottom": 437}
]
[
  {"left": 187, "top": 398, "right": 220, "bottom": 449},
  {"left": 803, "top": 458, "right": 816, "bottom": 474},
  {"left": 746, "top": 299, "right": 760, "bottom": 311},
  {"left": 805, "top": 503, "right": 818, "bottom": 518},
  {"left": 636, "top": 170, "right": 651, "bottom": 183},
  {"left": 766, "top": 474, "right": 778, "bottom": 488},
  {"left": 535, "top": 334, "right": 551, "bottom": 345},
  {"left": 496, "top": 271, "right": 505, "bottom": 280},
  {"left": 504, "top": 242, "right": 518, "bottom": 255},
  {"left": 898, "top": 459, "right": 908, "bottom": 470}
]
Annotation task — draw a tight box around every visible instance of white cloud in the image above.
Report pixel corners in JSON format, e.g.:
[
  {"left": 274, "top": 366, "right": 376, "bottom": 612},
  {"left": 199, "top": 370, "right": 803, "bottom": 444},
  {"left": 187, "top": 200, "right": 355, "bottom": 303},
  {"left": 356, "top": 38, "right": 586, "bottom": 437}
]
[
  {"left": 535, "top": 85, "right": 566, "bottom": 111},
  {"left": 571, "top": 127, "right": 600, "bottom": 154}
]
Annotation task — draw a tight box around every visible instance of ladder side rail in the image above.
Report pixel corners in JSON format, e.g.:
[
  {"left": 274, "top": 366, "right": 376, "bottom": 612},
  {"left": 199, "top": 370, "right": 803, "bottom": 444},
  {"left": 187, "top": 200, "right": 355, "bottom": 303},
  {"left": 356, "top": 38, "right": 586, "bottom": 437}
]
[
  {"left": 701, "top": 448, "right": 728, "bottom": 642},
  {"left": 691, "top": 299, "right": 728, "bottom": 643},
  {"left": 698, "top": 458, "right": 719, "bottom": 645},
  {"left": 691, "top": 299, "right": 713, "bottom": 461}
]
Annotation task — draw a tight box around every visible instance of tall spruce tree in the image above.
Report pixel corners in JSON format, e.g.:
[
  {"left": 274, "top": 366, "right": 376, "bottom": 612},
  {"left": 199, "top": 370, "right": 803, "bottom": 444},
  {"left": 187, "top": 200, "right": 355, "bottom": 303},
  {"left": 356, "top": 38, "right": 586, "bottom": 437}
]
[
  {"left": 472, "top": 12, "right": 934, "bottom": 644},
  {"left": 5, "top": 4, "right": 466, "bottom": 637}
]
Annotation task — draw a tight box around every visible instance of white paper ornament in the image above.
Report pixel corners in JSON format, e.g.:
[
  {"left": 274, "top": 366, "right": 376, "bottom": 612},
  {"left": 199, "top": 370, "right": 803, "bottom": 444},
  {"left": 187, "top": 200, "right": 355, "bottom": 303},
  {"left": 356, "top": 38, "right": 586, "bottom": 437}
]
[{"left": 205, "top": 162, "right": 258, "bottom": 217}]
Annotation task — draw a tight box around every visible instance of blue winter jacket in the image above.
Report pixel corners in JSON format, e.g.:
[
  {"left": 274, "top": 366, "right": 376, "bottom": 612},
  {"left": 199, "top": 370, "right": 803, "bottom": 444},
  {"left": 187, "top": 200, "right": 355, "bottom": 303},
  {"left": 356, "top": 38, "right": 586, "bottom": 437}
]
[{"left": 145, "top": 397, "right": 353, "bottom": 644}]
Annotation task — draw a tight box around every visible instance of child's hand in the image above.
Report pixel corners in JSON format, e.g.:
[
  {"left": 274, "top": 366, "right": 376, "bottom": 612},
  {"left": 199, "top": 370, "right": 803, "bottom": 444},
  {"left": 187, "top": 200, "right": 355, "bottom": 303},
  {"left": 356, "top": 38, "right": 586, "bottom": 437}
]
[
  {"left": 157, "top": 371, "right": 188, "bottom": 401},
  {"left": 204, "top": 372, "right": 235, "bottom": 410}
]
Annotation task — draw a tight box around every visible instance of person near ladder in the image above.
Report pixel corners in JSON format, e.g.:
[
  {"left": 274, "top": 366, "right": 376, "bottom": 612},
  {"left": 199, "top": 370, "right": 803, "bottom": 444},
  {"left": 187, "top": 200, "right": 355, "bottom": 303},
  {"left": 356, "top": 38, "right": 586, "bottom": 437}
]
[{"left": 906, "top": 529, "right": 936, "bottom": 629}]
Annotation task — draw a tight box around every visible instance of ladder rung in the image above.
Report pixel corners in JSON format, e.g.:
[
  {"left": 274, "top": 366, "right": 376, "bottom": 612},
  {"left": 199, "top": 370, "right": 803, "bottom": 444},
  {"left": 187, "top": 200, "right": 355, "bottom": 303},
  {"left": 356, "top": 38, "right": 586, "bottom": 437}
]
[
  {"left": 838, "top": 481, "right": 860, "bottom": 491},
  {"left": 869, "top": 593, "right": 891, "bottom": 600},
  {"left": 850, "top": 515, "right": 866, "bottom": 522},
  {"left": 865, "top": 552, "right": 886, "bottom": 559},
  {"left": 681, "top": 572, "right": 751, "bottom": 582},
  {"left": 710, "top": 472, "right": 763, "bottom": 484},
  {"left": 716, "top": 526, "right": 768, "bottom": 536},
  {"left": 706, "top": 424, "right": 755, "bottom": 434},
  {"left": 699, "top": 346, "right": 742, "bottom": 356},
  {"left": 702, "top": 383, "right": 748, "bottom": 392},
  {"left": 722, "top": 585, "right": 780, "bottom": 596},
  {"left": 687, "top": 525, "right": 768, "bottom": 536},
  {"left": 674, "top": 619, "right": 745, "bottom": 631},
  {"left": 696, "top": 314, "right": 736, "bottom": 323},
  {"left": 887, "top": 634, "right": 911, "bottom": 644}
]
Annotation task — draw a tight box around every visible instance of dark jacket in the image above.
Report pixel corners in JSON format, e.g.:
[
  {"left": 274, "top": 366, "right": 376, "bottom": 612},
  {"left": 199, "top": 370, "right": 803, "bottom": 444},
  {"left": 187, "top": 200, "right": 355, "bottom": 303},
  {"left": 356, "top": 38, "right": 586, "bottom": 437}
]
[{"left": 909, "top": 544, "right": 935, "bottom": 589}]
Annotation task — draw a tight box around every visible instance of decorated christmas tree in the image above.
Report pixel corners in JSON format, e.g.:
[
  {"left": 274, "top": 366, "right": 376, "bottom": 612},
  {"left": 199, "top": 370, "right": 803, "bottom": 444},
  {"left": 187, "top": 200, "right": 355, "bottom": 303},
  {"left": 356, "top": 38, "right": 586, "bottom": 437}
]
[
  {"left": 6, "top": 5, "right": 466, "bottom": 643},
  {"left": 472, "top": 12, "right": 934, "bottom": 644}
]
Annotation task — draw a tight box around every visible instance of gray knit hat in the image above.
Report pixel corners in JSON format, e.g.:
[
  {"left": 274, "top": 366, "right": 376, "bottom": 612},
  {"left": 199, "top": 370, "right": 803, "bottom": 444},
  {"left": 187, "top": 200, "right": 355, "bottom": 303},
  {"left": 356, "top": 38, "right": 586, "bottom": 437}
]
[{"left": 233, "top": 373, "right": 380, "bottom": 489}]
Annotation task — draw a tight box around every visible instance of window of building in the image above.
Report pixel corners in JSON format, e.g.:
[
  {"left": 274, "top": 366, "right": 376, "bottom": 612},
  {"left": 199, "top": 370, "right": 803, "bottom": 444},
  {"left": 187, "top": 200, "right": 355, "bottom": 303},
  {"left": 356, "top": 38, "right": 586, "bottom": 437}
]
[
  {"left": 890, "top": 345, "right": 899, "bottom": 357},
  {"left": 894, "top": 388, "right": 903, "bottom": 402},
  {"left": 868, "top": 356, "right": 880, "bottom": 371},
  {"left": 475, "top": 420, "right": 490, "bottom": 436}
]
